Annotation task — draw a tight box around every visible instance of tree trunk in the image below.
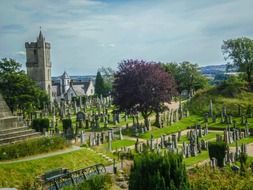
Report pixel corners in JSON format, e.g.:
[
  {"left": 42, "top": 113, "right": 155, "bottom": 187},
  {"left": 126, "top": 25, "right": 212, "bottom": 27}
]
[{"left": 154, "top": 111, "right": 161, "bottom": 128}]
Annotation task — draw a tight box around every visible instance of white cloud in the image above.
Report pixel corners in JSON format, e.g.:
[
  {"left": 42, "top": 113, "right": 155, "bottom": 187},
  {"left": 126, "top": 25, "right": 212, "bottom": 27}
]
[{"left": 16, "top": 51, "right": 25, "bottom": 56}]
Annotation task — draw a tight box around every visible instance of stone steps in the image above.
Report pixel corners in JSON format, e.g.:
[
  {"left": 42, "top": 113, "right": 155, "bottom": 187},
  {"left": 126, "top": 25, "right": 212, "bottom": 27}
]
[
  {"left": 0, "top": 131, "right": 41, "bottom": 145},
  {"left": 0, "top": 126, "right": 29, "bottom": 135},
  {"left": 0, "top": 129, "right": 36, "bottom": 139}
]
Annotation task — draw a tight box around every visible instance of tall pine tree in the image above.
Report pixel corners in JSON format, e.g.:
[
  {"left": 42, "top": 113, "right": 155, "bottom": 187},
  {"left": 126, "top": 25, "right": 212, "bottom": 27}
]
[{"left": 95, "top": 71, "right": 105, "bottom": 97}]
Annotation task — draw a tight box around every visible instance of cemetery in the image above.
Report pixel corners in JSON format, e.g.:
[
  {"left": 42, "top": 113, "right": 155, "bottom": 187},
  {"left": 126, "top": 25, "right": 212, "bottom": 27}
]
[
  {"left": 1, "top": 75, "right": 253, "bottom": 189},
  {"left": 1, "top": 1, "right": 253, "bottom": 189}
]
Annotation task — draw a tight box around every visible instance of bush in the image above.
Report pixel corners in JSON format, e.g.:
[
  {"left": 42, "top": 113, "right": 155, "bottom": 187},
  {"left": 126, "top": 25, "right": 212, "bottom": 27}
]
[
  {"left": 63, "top": 174, "right": 112, "bottom": 190},
  {"left": 208, "top": 142, "right": 228, "bottom": 167},
  {"left": 31, "top": 118, "right": 50, "bottom": 132},
  {"left": 62, "top": 118, "right": 73, "bottom": 139},
  {"left": 129, "top": 151, "right": 189, "bottom": 190},
  {"left": 216, "top": 76, "right": 247, "bottom": 97},
  {"left": 189, "top": 165, "right": 253, "bottom": 190},
  {"left": 0, "top": 136, "right": 69, "bottom": 161},
  {"left": 62, "top": 118, "right": 72, "bottom": 132}
]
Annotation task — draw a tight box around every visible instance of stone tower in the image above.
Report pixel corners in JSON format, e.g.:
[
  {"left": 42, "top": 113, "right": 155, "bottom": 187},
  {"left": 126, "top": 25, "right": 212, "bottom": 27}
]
[{"left": 25, "top": 30, "right": 52, "bottom": 101}]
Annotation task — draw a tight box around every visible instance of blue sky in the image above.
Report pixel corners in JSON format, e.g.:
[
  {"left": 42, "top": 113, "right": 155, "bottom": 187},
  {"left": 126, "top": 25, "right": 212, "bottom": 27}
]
[{"left": 0, "top": 0, "right": 253, "bottom": 76}]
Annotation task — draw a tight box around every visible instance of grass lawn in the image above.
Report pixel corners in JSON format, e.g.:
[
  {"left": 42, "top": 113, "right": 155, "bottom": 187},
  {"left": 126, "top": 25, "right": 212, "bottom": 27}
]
[
  {"left": 207, "top": 117, "right": 253, "bottom": 130},
  {"left": 179, "top": 131, "right": 223, "bottom": 144},
  {"left": 93, "top": 139, "right": 136, "bottom": 152},
  {"left": 230, "top": 136, "right": 253, "bottom": 146},
  {"left": 184, "top": 151, "right": 209, "bottom": 167},
  {"left": 139, "top": 115, "right": 203, "bottom": 140},
  {"left": 0, "top": 148, "right": 111, "bottom": 188}
]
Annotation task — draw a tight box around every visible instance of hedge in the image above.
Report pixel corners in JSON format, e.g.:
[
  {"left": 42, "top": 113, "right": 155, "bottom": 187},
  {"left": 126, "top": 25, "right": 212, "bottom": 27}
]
[
  {"left": 0, "top": 136, "right": 69, "bottom": 161},
  {"left": 208, "top": 142, "right": 228, "bottom": 167},
  {"left": 31, "top": 118, "right": 50, "bottom": 132}
]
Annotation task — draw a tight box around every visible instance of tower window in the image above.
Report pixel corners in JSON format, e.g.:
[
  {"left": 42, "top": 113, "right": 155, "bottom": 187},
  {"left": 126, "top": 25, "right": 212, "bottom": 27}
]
[{"left": 34, "top": 49, "right": 37, "bottom": 55}]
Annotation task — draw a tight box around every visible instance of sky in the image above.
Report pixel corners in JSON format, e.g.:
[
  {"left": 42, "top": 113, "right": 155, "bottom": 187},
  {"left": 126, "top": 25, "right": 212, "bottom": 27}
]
[{"left": 0, "top": 0, "right": 253, "bottom": 76}]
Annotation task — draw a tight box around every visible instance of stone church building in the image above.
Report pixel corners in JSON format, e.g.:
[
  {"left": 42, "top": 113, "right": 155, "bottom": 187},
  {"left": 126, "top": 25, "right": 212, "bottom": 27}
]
[
  {"left": 25, "top": 31, "right": 94, "bottom": 103},
  {"left": 52, "top": 71, "right": 95, "bottom": 102}
]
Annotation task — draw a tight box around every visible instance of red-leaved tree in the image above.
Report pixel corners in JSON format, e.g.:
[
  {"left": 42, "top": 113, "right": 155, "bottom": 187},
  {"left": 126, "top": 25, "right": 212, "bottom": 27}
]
[{"left": 112, "top": 60, "right": 177, "bottom": 128}]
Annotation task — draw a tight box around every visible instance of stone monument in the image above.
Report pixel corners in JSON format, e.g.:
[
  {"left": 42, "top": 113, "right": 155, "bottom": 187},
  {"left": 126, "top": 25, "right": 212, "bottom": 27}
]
[{"left": 0, "top": 94, "right": 41, "bottom": 145}]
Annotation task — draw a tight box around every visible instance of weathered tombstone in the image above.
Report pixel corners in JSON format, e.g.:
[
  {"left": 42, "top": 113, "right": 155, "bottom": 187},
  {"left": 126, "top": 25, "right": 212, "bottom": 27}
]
[
  {"left": 80, "top": 131, "right": 85, "bottom": 145},
  {"left": 119, "top": 127, "right": 123, "bottom": 140},
  {"left": 108, "top": 129, "right": 112, "bottom": 151},
  {"left": 177, "top": 131, "right": 181, "bottom": 141},
  {"left": 209, "top": 99, "right": 213, "bottom": 117}
]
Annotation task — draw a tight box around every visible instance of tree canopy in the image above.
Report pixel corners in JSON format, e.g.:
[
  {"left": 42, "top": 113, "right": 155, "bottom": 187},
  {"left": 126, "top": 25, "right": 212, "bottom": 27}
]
[
  {"left": 95, "top": 71, "right": 110, "bottom": 97},
  {"left": 0, "top": 58, "right": 48, "bottom": 113},
  {"left": 98, "top": 67, "right": 115, "bottom": 96},
  {"left": 222, "top": 37, "right": 253, "bottom": 88},
  {"left": 112, "top": 60, "right": 177, "bottom": 127},
  {"left": 162, "top": 62, "right": 208, "bottom": 97}
]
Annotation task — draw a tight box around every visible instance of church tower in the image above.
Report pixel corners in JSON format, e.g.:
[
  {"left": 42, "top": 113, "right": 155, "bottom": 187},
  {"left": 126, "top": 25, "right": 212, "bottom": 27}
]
[{"left": 25, "top": 30, "right": 52, "bottom": 101}]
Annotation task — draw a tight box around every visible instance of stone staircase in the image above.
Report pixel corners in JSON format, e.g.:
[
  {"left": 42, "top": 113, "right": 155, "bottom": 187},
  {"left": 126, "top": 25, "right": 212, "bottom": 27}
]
[
  {"left": 0, "top": 127, "right": 41, "bottom": 145},
  {"left": 0, "top": 94, "right": 41, "bottom": 146}
]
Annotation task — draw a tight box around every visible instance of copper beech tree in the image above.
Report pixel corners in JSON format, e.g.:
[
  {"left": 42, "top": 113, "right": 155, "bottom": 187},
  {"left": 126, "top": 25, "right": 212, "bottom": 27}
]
[{"left": 112, "top": 60, "right": 177, "bottom": 128}]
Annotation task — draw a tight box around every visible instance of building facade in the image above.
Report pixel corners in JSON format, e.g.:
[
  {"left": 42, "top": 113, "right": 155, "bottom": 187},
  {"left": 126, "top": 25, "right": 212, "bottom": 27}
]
[
  {"left": 52, "top": 71, "right": 95, "bottom": 102},
  {"left": 25, "top": 31, "right": 52, "bottom": 100}
]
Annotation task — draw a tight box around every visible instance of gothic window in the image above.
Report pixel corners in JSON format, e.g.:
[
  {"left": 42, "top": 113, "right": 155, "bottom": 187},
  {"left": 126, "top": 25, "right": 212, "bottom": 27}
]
[{"left": 33, "top": 49, "right": 37, "bottom": 55}]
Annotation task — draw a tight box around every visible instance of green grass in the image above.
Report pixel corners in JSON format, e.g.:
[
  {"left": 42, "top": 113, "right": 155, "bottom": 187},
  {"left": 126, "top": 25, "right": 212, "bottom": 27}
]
[
  {"left": 184, "top": 151, "right": 209, "bottom": 167},
  {"left": 139, "top": 115, "right": 203, "bottom": 140},
  {"left": 230, "top": 136, "right": 253, "bottom": 146},
  {"left": 0, "top": 148, "right": 111, "bottom": 188},
  {"left": 179, "top": 132, "right": 223, "bottom": 144},
  {"left": 188, "top": 88, "right": 253, "bottom": 115},
  {"left": 207, "top": 117, "right": 253, "bottom": 130},
  {"left": 94, "top": 139, "right": 136, "bottom": 152}
]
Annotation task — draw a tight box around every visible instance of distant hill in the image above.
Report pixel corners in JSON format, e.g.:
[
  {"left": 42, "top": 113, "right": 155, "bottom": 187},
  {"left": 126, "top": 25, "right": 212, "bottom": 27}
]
[
  {"left": 52, "top": 75, "right": 96, "bottom": 82},
  {"left": 200, "top": 65, "right": 227, "bottom": 75}
]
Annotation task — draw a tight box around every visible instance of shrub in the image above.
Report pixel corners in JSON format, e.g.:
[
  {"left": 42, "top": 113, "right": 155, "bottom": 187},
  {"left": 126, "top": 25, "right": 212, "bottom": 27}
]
[
  {"left": 32, "top": 118, "right": 50, "bottom": 132},
  {"left": 63, "top": 174, "right": 112, "bottom": 190},
  {"left": 0, "top": 136, "right": 69, "bottom": 161},
  {"left": 62, "top": 118, "right": 73, "bottom": 139},
  {"left": 129, "top": 151, "right": 189, "bottom": 190},
  {"left": 189, "top": 165, "right": 253, "bottom": 190},
  {"left": 208, "top": 142, "right": 228, "bottom": 167},
  {"left": 216, "top": 76, "right": 247, "bottom": 98},
  {"left": 62, "top": 118, "right": 72, "bottom": 132}
]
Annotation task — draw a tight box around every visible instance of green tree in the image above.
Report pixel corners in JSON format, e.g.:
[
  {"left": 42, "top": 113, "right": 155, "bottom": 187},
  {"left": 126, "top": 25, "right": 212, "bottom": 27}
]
[
  {"left": 162, "top": 62, "right": 208, "bottom": 97},
  {"left": 98, "top": 67, "right": 115, "bottom": 96},
  {"left": 0, "top": 58, "right": 48, "bottom": 113},
  {"left": 113, "top": 60, "right": 177, "bottom": 129},
  {"left": 222, "top": 37, "right": 253, "bottom": 87},
  {"left": 129, "top": 152, "right": 189, "bottom": 190},
  {"left": 95, "top": 71, "right": 105, "bottom": 97}
]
